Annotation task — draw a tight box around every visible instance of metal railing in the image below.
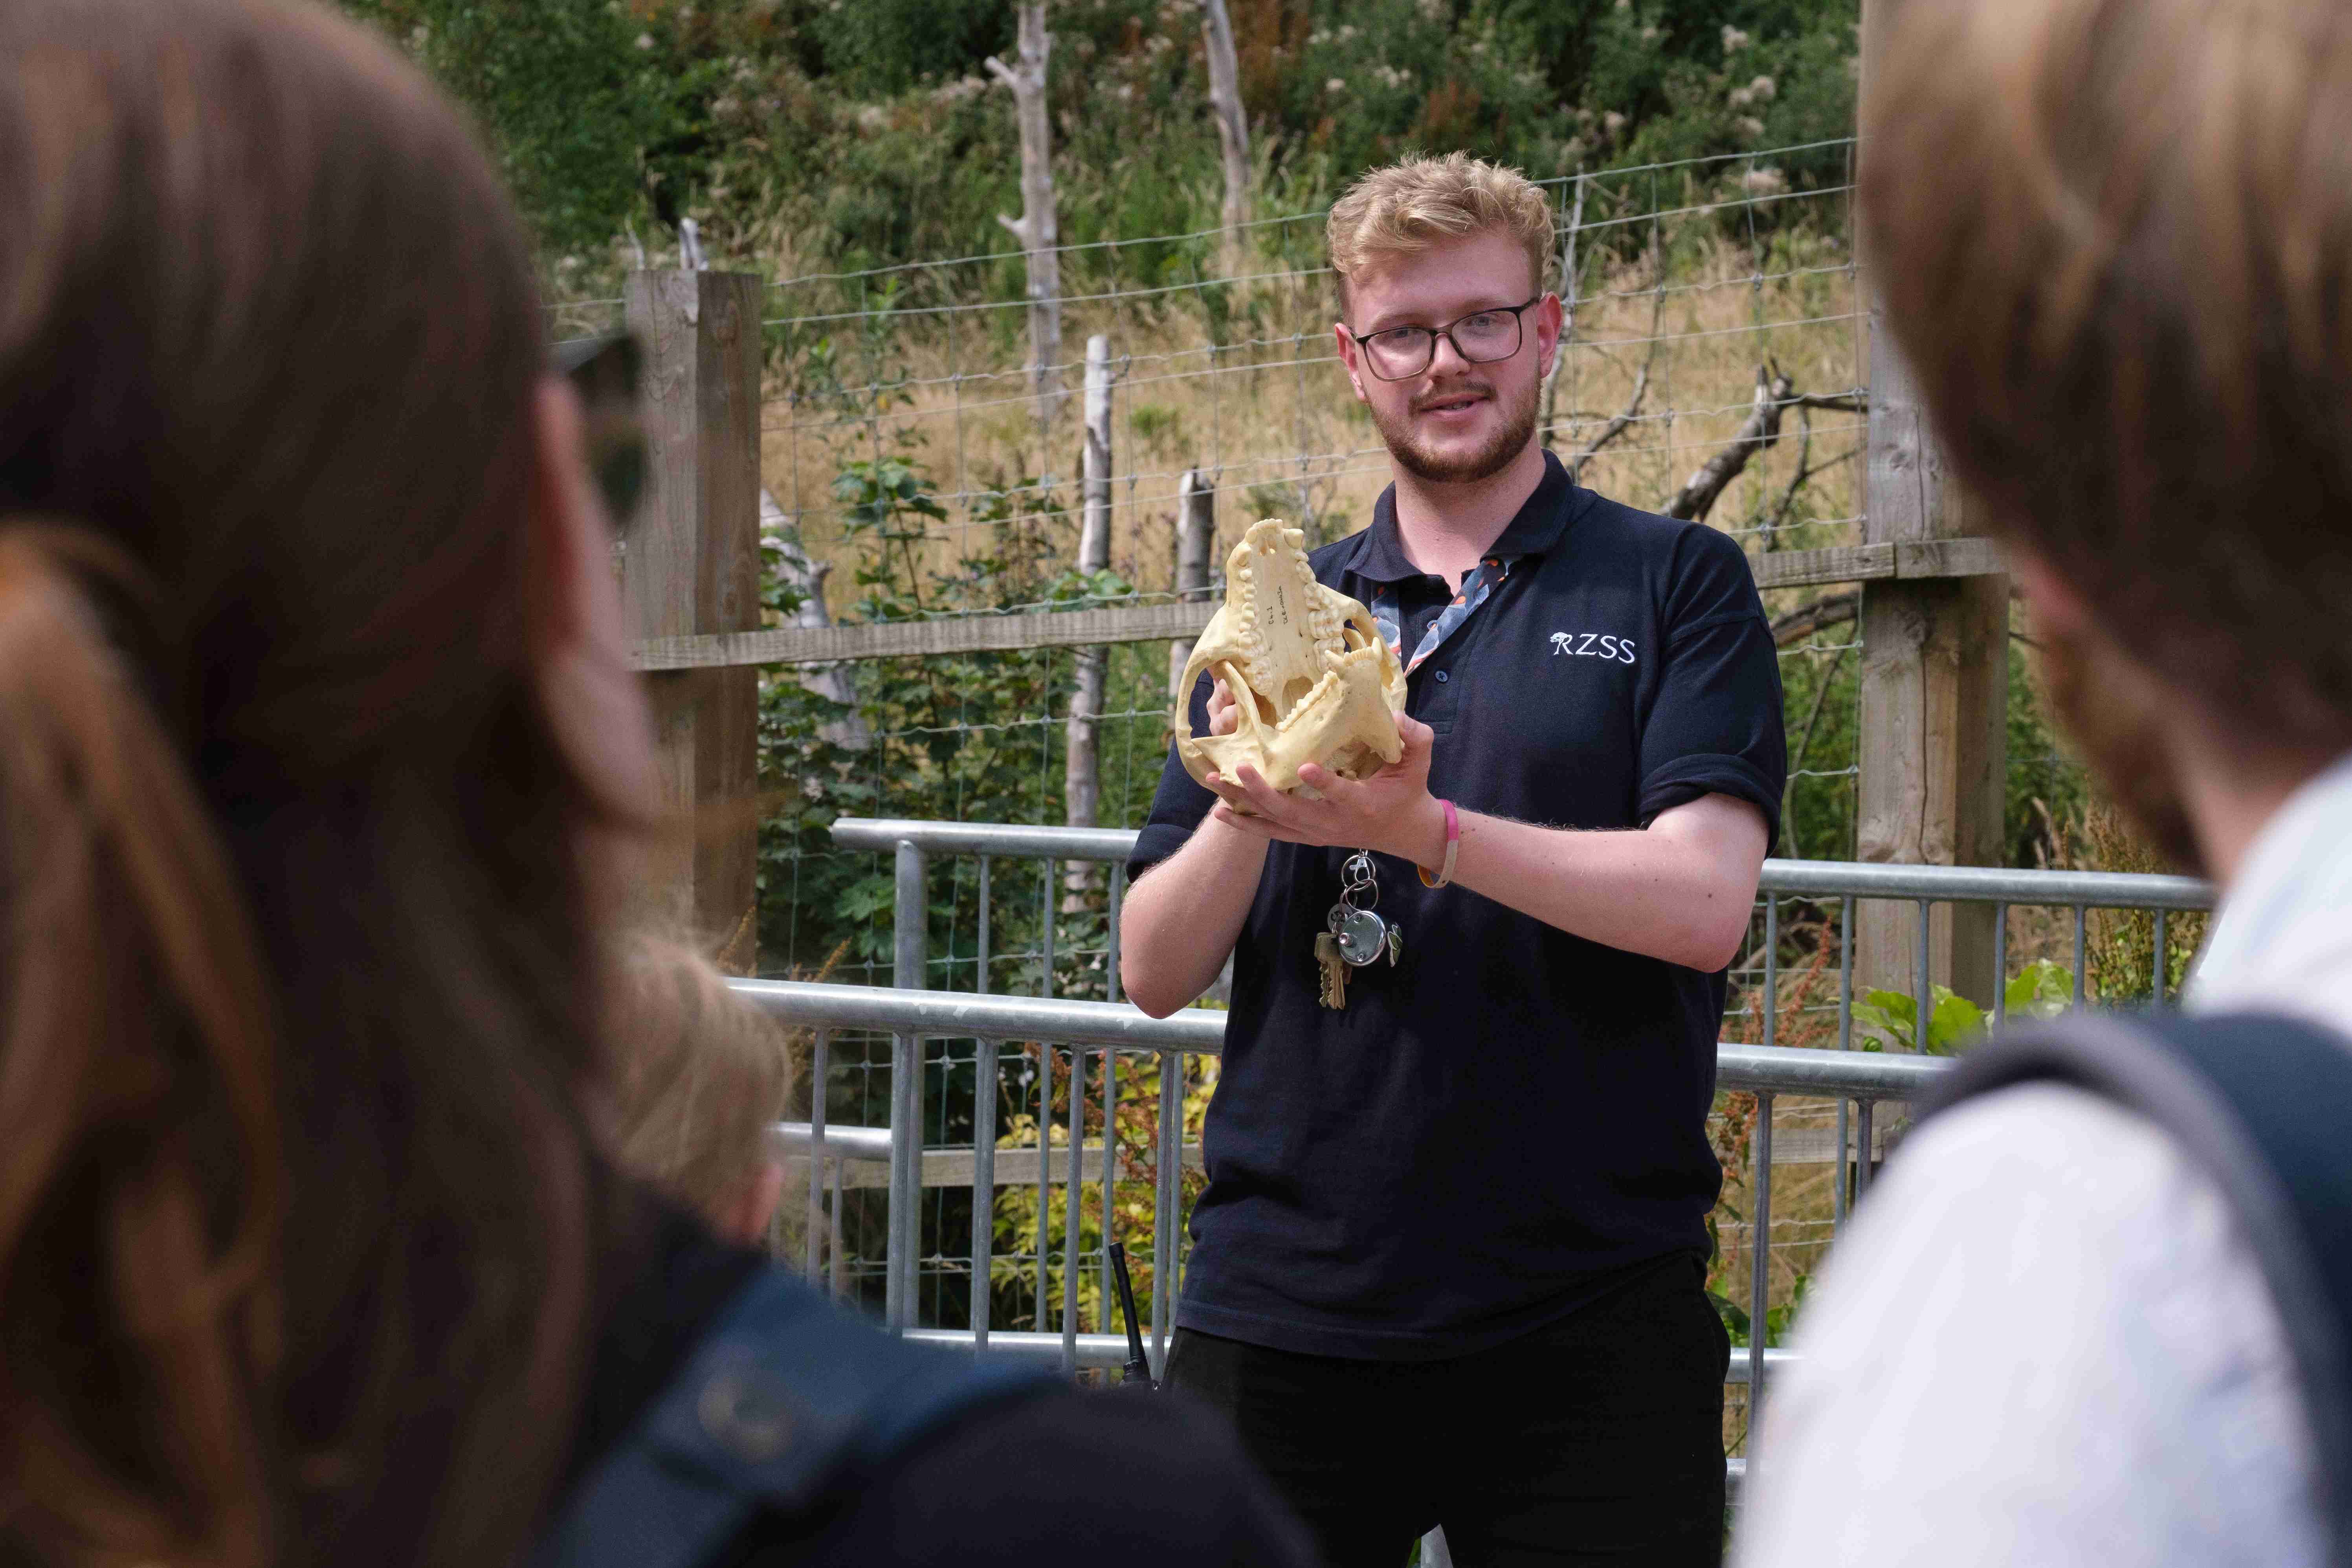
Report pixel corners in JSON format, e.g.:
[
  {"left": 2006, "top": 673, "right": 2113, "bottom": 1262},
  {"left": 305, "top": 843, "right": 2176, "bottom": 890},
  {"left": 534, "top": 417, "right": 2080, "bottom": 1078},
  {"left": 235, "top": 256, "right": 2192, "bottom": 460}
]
[{"left": 740, "top": 817, "right": 2214, "bottom": 1413}]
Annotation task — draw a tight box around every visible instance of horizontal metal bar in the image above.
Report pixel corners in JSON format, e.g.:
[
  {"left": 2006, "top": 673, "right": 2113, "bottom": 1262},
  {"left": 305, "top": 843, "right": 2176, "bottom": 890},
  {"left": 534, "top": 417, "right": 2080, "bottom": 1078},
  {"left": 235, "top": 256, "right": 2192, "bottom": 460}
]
[
  {"left": 833, "top": 818, "right": 1142, "bottom": 863},
  {"left": 769, "top": 1122, "right": 892, "bottom": 1161},
  {"left": 1757, "top": 858, "right": 2212, "bottom": 911},
  {"left": 733, "top": 979, "right": 1228, "bottom": 1054},
  {"left": 1716, "top": 1041, "right": 1944, "bottom": 1099},
  {"left": 771, "top": 1126, "right": 1207, "bottom": 1189},
  {"left": 775, "top": 1118, "right": 1860, "bottom": 1174},
  {"left": 734, "top": 981, "right": 1948, "bottom": 1100},
  {"left": 908, "top": 1326, "right": 1795, "bottom": 1384},
  {"left": 831, "top": 820, "right": 2214, "bottom": 910},
  {"left": 907, "top": 1328, "right": 1142, "bottom": 1370}
]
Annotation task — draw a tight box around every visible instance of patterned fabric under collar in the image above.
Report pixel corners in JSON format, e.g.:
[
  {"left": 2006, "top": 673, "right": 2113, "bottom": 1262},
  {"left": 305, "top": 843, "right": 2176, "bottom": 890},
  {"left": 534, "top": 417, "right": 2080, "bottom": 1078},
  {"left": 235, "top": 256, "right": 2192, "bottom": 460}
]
[{"left": 1368, "top": 556, "right": 1510, "bottom": 676}]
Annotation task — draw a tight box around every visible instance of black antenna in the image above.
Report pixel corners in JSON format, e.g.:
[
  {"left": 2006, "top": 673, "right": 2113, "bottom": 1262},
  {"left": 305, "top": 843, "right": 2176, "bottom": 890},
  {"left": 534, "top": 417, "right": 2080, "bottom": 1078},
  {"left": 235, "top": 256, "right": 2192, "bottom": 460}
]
[{"left": 1107, "top": 1242, "right": 1155, "bottom": 1389}]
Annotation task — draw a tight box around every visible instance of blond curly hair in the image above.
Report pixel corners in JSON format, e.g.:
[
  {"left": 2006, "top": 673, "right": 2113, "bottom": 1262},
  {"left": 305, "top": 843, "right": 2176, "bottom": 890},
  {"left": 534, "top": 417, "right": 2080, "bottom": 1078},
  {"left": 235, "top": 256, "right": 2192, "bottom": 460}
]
[
  {"left": 610, "top": 934, "right": 793, "bottom": 1226},
  {"left": 1326, "top": 152, "right": 1556, "bottom": 310}
]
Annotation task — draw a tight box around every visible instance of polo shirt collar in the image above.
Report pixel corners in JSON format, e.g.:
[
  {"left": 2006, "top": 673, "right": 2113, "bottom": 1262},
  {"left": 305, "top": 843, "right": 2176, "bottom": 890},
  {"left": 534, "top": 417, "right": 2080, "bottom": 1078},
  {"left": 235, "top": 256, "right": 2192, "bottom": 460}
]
[{"left": 1341, "top": 448, "right": 1581, "bottom": 586}]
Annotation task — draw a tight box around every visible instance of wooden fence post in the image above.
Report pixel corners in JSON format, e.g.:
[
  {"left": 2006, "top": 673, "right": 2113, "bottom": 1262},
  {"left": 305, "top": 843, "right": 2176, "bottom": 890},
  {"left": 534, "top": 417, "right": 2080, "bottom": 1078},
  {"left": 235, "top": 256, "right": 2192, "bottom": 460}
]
[
  {"left": 622, "top": 268, "right": 763, "bottom": 972},
  {"left": 1170, "top": 468, "right": 1216, "bottom": 702},
  {"left": 1199, "top": 0, "right": 1251, "bottom": 281},
  {"left": 1064, "top": 337, "right": 1114, "bottom": 902},
  {"left": 1853, "top": 0, "right": 2009, "bottom": 1008},
  {"left": 986, "top": 4, "right": 1063, "bottom": 430}
]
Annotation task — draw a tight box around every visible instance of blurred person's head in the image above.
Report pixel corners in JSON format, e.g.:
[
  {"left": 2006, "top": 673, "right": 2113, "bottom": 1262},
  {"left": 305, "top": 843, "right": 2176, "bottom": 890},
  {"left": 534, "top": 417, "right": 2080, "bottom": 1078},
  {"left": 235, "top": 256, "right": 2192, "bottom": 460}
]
[
  {"left": 0, "top": 2, "right": 658, "bottom": 1566},
  {"left": 611, "top": 935, "right": 793, "bottom": 1245},
  {"left": 1862, "top": 0, "right": 2352, "bottom": 879},
  {"left": 1327, "top": 154, "right": 1564, "bottom": 486}
]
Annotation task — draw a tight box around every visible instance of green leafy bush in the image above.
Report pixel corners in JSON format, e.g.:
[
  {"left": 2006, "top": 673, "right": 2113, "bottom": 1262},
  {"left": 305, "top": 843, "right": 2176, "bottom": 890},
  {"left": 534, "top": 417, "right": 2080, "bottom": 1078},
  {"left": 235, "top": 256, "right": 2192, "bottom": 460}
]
[{"left": 1852, "top": 960, "right": 2071, "bottom": 1056}]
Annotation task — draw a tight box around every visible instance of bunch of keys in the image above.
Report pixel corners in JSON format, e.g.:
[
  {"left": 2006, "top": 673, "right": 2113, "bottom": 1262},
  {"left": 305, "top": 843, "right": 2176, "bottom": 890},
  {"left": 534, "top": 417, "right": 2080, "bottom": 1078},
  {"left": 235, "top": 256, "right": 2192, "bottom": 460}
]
[{"left": 1314, "top": 849, "right": 1403, "bottom": 1010}]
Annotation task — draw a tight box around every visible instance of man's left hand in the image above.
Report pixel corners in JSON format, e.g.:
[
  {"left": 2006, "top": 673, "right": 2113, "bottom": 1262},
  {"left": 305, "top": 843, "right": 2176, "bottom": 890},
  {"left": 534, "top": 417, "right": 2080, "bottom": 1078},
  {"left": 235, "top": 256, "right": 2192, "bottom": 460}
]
[{"left": 1205, "top": 715, "right": 1447, "bottom": 869}]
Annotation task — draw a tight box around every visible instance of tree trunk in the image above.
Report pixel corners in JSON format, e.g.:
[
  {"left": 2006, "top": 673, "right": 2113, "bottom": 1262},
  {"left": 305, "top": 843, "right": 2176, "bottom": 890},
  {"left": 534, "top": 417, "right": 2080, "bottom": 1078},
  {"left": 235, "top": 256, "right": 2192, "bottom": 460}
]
[
  {"left": 1169, "top": 468, "right": 1216, "bottom": 703},
  {"left": 1199, "top": 0, "right": 1251, "bottom": 280},
  {"left": 1064, "top": 337, "right": 1114, "bottom": 906},
  {"left": 1538, "top": 173, "right": 1585, "bottom": 450},
  {"left": 1662, "top": 366, "right": 1794, "bottom": 521},
  {"left": 760, "top": 488, "right": 869, "bottom": 752},
  {"left": 986, "top": 6, "right": 1064, "bottom": 430}
]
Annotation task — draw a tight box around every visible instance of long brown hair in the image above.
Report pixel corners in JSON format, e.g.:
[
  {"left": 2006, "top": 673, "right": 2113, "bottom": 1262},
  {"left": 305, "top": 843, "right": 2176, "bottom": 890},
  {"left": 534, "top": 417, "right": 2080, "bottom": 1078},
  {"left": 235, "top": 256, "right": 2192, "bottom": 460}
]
[
  {"left": 0, "top": 4, "right": 626, "bottom": 1564},
  {"left": 1860, "top": 0, "right": 2352, "bottom": 755}
]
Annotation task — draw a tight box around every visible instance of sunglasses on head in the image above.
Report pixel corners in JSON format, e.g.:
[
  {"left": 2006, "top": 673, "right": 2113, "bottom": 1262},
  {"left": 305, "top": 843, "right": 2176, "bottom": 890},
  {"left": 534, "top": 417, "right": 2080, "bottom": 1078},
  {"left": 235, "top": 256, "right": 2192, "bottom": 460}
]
[{"left": 553, "top": 332, "right": 648, "bottom": 526}]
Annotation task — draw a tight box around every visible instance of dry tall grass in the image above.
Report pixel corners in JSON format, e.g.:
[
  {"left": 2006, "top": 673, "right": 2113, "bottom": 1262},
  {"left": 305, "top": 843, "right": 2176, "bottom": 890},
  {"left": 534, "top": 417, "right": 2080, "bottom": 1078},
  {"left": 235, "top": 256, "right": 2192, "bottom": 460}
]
[{"left": 758, "top": 222, "right": 1869, "bottom": 622}]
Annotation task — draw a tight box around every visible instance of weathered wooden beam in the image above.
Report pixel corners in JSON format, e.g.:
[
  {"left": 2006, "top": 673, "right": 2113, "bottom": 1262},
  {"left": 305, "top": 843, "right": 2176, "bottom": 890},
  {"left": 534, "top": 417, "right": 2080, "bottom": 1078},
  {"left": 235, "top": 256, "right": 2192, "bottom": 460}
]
[
  {"left": 627, "top": 537, "right": 2005, "bottom": 671},
  {"left": 1853, "top": 0, "right": 2012, "bottom": 1010},
  {"left": 631, "top": 599, "right": 1220, "bottom": 670},
  {"left": 1748, "top": 536, "right": 2002, "bottom": 592},
  {"left": 624, "top": 269, "right": 763, "bottom": 970}
]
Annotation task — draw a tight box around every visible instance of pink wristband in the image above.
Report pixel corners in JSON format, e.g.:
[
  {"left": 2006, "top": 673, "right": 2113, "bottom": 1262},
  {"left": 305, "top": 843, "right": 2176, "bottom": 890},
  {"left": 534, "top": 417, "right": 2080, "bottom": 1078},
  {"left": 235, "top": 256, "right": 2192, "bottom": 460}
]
[{"left": 1418, "top": 798, "right": 1460, "bottom": 888}]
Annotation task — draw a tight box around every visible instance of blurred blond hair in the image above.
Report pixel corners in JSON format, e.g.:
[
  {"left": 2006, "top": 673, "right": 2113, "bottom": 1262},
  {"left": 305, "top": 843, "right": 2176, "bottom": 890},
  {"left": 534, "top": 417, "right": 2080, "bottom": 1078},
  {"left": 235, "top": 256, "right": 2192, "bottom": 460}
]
[
  {"left": 1326, "top": 152, "right": 1556, "bottom": 310},
  {"left": 610, "top": 934, "right": 793, "bottom": 1231}
]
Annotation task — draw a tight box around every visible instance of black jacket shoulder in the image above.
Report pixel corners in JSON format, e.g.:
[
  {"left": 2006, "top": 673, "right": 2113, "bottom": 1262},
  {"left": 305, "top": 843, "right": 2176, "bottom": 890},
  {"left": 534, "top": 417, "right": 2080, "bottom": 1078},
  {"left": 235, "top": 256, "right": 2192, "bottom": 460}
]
[{"left": 726, "top": 1385, "right": 1318, "bottom": 1566}]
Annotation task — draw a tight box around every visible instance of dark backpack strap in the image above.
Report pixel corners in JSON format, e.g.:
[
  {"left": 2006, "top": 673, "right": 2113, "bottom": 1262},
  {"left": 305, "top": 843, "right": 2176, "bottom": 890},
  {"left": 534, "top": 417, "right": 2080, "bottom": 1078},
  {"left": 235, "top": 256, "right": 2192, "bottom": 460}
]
[
  {"left": 534, "top": 1268, "right": 1058, "bottom": 1568},
  {"left": 1923, "top": 1009, "right": 2352, "bottom": 1566}
]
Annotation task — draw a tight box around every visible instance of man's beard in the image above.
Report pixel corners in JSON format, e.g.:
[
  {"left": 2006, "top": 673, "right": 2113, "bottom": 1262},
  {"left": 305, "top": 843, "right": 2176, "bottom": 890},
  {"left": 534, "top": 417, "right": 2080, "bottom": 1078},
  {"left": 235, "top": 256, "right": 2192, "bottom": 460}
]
[
  {"left": 1370, "top": 374, "right": 1540, "bottom": 484},
  {"left": 2038, "top": 618, "right": 2208, "bottom": 875}
]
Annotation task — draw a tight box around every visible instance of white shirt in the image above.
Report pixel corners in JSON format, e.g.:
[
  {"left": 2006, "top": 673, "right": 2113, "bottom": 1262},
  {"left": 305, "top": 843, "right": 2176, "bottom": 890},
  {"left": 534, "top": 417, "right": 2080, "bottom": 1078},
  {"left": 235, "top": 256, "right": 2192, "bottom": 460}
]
[{"left": 1733, "top": 753, "right": 2352, "bottom": 1568}]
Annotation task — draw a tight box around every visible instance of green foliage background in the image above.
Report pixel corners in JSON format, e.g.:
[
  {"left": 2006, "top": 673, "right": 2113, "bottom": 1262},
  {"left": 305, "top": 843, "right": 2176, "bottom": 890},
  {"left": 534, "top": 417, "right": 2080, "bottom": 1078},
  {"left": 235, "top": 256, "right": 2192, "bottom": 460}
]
[{"left": 334, "top": 0, "right": 1861, "bottom": 274}]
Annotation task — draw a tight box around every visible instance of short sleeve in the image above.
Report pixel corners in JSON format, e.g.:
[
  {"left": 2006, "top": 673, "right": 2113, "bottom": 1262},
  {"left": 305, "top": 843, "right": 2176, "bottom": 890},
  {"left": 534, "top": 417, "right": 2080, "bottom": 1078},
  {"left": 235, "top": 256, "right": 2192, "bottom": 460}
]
[
  {"left": 1636, "top": 527, "right": 1786, "bottom": 847},
  {"left": 1127, "top": 669, "right": 1220, "bottom": 881}
]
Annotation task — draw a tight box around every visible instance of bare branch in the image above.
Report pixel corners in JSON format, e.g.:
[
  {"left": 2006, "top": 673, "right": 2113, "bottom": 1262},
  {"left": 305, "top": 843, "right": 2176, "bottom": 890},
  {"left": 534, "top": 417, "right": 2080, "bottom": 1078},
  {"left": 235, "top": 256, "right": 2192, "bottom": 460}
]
[
  {"left": 1569, "top": 244, "right": 1664, "bottom": 480},
  {"left": 983, "top": 54, "right": 1019, "bottom": 89},
  {"left": 1769, "top": 440, "right": 1860, "bottom": 545},
  {"left": 1788, "top": 391, "right": 1867, "bottom": 413},
  {"left": 1766, "top": 405, "right": 1813, "bottom": 544},
  {"left": 1770, "top": 591, "right": 1857, "bottom": 648},
  {"left": 1568, "top": 361, "right": 1650, "bottom": 480},
  {"left": 1663, "top": 364, "right": 1796, "bottom": 521},
  {"left": 1786, "top": 637, "right": 1857, "bottom": 792}
]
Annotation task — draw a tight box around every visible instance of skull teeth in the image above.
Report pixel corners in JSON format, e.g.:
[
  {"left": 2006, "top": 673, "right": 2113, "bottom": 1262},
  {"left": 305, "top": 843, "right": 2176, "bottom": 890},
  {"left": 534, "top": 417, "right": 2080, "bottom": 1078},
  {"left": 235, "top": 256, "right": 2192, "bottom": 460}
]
[
  {"left": 1271, "top": 669, "right": 1340, "bottom": 732},
  {"left": 1174, "top": 518, "right": 1407, "bottom": 805}
]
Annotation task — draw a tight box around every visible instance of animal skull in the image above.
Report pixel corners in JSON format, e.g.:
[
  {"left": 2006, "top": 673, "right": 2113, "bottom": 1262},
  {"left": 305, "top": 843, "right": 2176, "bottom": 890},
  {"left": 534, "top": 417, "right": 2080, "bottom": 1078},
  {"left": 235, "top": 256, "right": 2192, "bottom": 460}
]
[{"left": 1176, "top": 519, "right": 1407, "bottom": 809}]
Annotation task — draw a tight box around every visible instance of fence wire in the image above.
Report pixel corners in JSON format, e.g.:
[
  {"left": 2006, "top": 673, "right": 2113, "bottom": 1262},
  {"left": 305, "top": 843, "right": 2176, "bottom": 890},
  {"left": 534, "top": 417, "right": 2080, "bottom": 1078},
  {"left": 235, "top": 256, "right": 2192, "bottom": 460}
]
[{"left": 747, "top": 141, "right": 1917, "bottom": 1012}]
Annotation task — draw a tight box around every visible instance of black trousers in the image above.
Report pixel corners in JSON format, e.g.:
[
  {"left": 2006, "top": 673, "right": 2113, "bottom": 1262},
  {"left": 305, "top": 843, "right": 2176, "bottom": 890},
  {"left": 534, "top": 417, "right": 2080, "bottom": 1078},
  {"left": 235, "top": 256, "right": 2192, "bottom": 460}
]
[{"left": 1163, "top": 1258, "right": 1728, "bottom": 1568}]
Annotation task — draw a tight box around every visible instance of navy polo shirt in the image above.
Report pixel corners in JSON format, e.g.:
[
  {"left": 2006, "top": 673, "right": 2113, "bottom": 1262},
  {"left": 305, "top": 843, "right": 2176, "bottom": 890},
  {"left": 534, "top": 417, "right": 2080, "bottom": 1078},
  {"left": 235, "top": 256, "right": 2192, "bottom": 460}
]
[{"left": 1129, "top": 450, "right": 1787, "bottom": 1360}]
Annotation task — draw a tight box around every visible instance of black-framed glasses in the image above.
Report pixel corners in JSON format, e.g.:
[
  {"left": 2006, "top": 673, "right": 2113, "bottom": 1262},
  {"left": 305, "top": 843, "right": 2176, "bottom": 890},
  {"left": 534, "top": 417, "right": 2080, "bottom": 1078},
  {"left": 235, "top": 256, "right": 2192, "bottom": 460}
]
[
  {"left": 1345, "top": 295, "right": 1543, "bottom": 381},
  {"left": 554, "top": 332, "right": 647, "bottom": 525}
]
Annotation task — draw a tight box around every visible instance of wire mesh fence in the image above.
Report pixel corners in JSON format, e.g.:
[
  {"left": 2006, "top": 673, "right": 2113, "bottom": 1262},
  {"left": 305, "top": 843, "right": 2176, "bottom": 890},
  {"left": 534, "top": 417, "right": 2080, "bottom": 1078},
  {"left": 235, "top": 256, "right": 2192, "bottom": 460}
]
[
  {"left": 763, "top": 836, "right": 2213, "bottom": 1466},
  {"left": 745, "top": 138, "right": 1921, "bottom": 999}
]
